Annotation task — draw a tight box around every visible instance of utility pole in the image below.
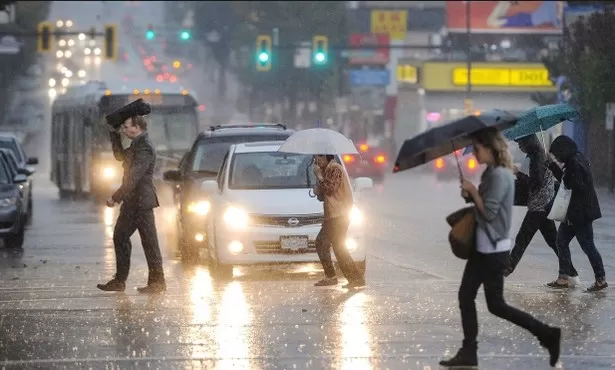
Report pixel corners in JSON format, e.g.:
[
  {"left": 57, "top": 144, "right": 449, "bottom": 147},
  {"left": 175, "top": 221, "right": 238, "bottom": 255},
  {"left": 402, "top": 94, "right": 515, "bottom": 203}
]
[{"left": 465, "top": 0, "right": 473, "bottom": 115}]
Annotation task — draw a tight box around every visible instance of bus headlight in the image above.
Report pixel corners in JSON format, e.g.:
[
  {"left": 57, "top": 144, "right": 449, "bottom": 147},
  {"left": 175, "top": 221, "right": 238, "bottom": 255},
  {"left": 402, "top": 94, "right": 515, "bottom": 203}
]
[
  {"left": 102, "top": 167, "right": 116, "bottom": 179},
  {"left": 223, "top": 206, "right": 249, "bottom": 230},
  {"left": 187, "top": 200, "right": 210, "bottom": 216},
  {"left": 349, "top": 205, "right": 363, "bottom": 226}
]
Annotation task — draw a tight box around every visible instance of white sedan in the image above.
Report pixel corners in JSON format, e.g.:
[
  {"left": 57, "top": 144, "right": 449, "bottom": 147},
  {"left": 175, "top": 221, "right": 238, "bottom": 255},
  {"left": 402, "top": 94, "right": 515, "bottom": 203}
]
[{"left": 201, "top": 141, "right": 373, "bottom": 278}]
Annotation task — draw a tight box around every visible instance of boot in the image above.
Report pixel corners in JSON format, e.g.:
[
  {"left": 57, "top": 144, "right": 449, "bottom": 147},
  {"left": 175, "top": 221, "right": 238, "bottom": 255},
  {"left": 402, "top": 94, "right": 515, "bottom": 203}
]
[
  {"left": 539, "top": 326, "right": 561, "bottom": 367},
  {"left": 138, "top": 273, "right": 166, "bottom": 294},
  {"left": 439, "top": 341, "right": 478, "bottom": 368}
]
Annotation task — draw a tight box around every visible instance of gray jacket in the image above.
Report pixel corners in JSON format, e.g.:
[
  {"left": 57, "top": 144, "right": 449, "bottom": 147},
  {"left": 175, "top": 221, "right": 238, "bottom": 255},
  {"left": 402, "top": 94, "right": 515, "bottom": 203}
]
[{"left": 475, "top": 165, "right": 514, "bottom": 244}]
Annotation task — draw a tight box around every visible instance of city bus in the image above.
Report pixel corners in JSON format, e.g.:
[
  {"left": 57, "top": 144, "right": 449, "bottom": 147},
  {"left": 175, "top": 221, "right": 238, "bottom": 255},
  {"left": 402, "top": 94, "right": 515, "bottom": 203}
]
[{"left": 50, "top": 80, "right": 199, "bottom": 200}]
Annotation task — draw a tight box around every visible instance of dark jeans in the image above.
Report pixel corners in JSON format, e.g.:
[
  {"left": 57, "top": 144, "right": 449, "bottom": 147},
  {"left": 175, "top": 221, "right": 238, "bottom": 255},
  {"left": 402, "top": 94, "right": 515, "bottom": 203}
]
[
  {"left": 315, "top": 217, "right": 363, "bottom": 283},
  {"left": 508, "top": 211, "right": 578, "bottom": 277},
  {"left": 459, "top": 252, "right": 550, "bottom": 346},
  {"left": 557, "top": 222, "right": 606, "bottom": 280},
  {"left": 114, "top": 207, "right": 165, "bottom": 284}
]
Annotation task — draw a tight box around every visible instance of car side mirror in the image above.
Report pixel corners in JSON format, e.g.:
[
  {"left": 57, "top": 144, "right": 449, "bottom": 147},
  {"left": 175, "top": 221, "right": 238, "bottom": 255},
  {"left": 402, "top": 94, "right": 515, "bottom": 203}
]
[
  {"left": 18, "top": 168, "right": 34, "bottom": 176},
  {"left": 163, "top": 170, "right": 181, "bottom": 182},
  {"left": 200, "top": 180, "right": 218, "bottom": 193},
  {"left": 13, "top": 174, "right": 27, "bottom": 184},
  {"left": 26, "top": 157, "right": 38, "bottom": 165},
  {"left": 354, "top": 177, "right": 373, "bottom": 192}
]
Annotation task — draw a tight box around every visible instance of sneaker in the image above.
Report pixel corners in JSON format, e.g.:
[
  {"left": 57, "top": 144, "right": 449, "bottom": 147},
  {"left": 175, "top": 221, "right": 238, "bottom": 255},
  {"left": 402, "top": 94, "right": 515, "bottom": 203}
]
[
  {"left": 546, "top": 279, "right": 570, "bottom": 289},
  {"left": 97, "top": 279, "right": 126, "bottom": 292},
  {"left": 585, "top": 281, "right": 608, "bottom": 292},
  {"left": 439, "top": 347, "right": 478, "bottom": 368},
  {"left": 314, "top": 277, "right": 338, "bottom": 287},
  {"left": 539, "top": 327, "right": 561, "bottom": 367}
]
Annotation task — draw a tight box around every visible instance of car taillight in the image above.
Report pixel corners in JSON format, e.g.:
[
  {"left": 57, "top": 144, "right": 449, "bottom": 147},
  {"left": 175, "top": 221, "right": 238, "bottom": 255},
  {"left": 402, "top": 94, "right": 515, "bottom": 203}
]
[
  {"left": 467, "top": 158, "right": 477, "bottom": 170},
  {"left": 343, "top": 155, "right": 355, "bottom": 163},
  {"left": 374, "top": 154, "right": 386, "bottom": 164},
  {"left": 358, "top": 144, "right": 369, "bottom": 153},
  {"left": 435, "top": 158, "right": 445, "bottom": 169}
]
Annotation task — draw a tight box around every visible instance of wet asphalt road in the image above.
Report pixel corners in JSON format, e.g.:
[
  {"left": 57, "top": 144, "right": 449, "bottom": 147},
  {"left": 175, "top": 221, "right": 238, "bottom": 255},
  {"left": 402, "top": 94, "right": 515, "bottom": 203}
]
[{"left": 1, "top": 169, "right": 615, "bottom": 369}]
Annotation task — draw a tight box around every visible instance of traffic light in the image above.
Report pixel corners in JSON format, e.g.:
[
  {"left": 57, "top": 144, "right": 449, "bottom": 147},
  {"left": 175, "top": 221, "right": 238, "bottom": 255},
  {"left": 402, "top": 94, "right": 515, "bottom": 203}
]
[
  {"left": 37, "top": 22, "right": 53, "bottom": 52},
  {"left": 312, "top": 35, "right": 328, "bottom": 66},
  {"left": 104, "top": 24, "right": 117, "bottom": 61},
  {"left": 145, "top": 24, "right": 155, "bottom": 40},
  {"left": 179, "top": 29, "right": 191, "bottom": 41},
  {"left": 256, "top": 34, "right": 272, "bottom": 72}
]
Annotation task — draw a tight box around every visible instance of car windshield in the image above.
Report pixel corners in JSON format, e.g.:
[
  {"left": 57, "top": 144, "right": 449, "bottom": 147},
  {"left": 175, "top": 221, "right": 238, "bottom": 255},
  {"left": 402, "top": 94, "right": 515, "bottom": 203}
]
[
  {"left": 229, "top": 152, "right": 320, "bottom": 190},
  {"left": 0, "top": 162, "right": 10, "bottom": 184},
  {"left": 2, "top": 152, "right": 18, "bottom": 173},
  {"left": 0, "top": 139, "right": 23, "bottom": 164},
  {"left": 191, "top": 135, "right": 291, "bottom": 174}
]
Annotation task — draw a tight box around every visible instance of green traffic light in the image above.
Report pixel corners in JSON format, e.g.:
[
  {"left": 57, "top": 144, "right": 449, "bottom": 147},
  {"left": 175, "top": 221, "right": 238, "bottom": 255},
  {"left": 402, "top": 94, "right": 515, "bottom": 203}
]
[
  {"left": 258, "top": 52, "right": 270, "bottom": 63},
  {"left": 180, "top": 30, "right": 191, "bottom": 41},
  {"left": 145, "top": 30, "right": 155, "bottom": 40},
  {"left": 314, "top": 52, "right": 326, "bottom": 64}
]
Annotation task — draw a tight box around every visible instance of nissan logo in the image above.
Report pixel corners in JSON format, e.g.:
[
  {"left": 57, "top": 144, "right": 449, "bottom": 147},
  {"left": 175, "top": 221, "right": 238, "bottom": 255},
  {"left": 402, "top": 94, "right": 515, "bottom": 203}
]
[{"left": 288, "top": 217, "right": 300, "bottom": 226}]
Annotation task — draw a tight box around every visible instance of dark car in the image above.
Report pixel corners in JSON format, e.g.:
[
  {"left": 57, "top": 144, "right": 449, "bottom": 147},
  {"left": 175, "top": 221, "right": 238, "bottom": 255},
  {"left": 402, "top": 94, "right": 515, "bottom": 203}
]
[
  {"left": 0, "top": 149, "right": 33, "bottom": 224},
  {"left": 163, "top": 123, "right": 294, "bottom": 263},
  {"left": 0, "top": 154, "right": 28, "bottom": 248},
  {"left": 342, "top": 142, "right": 389, "bottom": 183}
]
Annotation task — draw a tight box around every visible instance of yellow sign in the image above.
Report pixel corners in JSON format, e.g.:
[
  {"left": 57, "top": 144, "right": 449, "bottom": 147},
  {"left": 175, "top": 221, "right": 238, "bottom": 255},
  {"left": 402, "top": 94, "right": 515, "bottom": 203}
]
[
  {"left": 371, "top": 10, "right": 407, "bottom": 40},
  {"left": 452, "top": 67, "right": 552, "bottom": 87},
  {"left": 421, "top": 62, "right": 556, "bottom": 92},
  {"left": 397, "top": 64, "right": 418, "bottom": 84}
]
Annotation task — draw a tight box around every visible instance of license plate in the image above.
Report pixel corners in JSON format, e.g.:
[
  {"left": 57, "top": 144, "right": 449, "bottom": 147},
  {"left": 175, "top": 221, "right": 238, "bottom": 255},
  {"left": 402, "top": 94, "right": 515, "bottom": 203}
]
[{"left": 280, "top": 235, "right": 309, "bottom": 251}]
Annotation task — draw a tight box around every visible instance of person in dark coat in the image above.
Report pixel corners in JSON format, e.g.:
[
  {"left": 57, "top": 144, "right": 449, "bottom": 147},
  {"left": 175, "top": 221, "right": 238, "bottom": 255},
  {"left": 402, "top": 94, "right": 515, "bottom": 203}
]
[
  {"left": 97, "top": 115, "right": 166, "bottom": 294},
  {"left": 505, "top": 134, "right": 579, "bottom": 284},
  {"left": 546, "top": 135, "right": 608, "bottom": 292}
]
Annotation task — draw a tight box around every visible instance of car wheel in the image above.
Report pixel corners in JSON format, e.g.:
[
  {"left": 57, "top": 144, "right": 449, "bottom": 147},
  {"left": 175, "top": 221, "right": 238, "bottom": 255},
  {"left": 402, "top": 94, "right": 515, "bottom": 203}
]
[
  {"left": 208, "top": 227, "right": 233, "bottom": 279},
  {"left": 5, "top": 223, "right": 25, "bottom": 249}
]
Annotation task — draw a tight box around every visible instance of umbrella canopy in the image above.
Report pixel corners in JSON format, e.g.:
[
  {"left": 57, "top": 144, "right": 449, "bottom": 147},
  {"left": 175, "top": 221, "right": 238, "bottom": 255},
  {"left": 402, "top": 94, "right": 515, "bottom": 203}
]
[
  {"left": 277, "top": 128, "right": 359, "bottom": 155},
  {"left": 503, "top": 103, "right": 578, "bottom": 141},
  {"left": 393, "top": 109, "right": 517, "bottom": 173}
]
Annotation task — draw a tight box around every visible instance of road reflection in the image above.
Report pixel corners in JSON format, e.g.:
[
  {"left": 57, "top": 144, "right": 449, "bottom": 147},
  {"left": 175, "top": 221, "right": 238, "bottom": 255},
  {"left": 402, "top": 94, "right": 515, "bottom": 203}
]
[
  {"left": 102, "top": 206, "right": 117, "bottom": 272},
  {"left": 215, "top": 281, "right": 252, "bottom": 369},
  {"left": 339, "top": 292, "right": 373, "bottom": 370},
  {"left": 188, "top": 266, "right": 214, "bottom": 358}
]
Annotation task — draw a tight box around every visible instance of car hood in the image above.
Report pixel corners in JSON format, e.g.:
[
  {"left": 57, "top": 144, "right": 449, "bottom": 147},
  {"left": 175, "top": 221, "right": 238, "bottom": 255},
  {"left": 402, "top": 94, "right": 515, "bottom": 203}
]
[{"left": 223, "top": 189, "right": 325, "bottom": 215}]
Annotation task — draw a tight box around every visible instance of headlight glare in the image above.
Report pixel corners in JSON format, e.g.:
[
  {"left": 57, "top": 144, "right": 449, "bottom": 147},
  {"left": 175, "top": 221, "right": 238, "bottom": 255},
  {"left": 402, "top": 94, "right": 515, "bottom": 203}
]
[
  {"left": 102, "top": 167, "right": 115, "bottom": 179},
  {"left": 223, "top": 206, "right": 249, "bottom": 230},
  {"left": 187, "top": 200, "right": 210, "bottom": 216},
  {"left": 349, "top": 205, "right": 363, "bottom": 225}
]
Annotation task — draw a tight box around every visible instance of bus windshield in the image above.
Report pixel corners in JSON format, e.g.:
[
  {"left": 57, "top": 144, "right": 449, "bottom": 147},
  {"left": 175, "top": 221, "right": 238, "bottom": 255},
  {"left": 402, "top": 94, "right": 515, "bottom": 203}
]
[{"left": 147, "top": 108, "right": 198, "bottom": 151}]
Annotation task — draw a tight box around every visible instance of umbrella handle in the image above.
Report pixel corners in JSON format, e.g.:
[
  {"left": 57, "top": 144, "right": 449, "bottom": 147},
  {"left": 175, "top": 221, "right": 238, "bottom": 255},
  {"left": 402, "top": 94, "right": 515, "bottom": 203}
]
[
  {"left": 539, "top": 125, "right": 547, "bottom": 154},
  {"left": 453, "top": 144, "right": 463, "bottom": 181}
]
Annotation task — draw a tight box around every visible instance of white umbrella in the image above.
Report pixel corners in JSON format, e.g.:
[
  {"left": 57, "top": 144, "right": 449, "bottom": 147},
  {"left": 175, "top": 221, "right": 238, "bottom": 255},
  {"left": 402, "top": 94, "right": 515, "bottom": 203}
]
[{"left": 277, "top": 128, "right": 359, "bottom": 155}]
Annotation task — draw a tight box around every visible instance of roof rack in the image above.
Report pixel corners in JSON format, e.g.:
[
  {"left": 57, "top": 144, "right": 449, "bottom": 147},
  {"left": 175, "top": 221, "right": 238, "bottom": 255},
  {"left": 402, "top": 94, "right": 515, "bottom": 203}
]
[{"left": 208, "top": 123, "right": 287, "bottom": 131}]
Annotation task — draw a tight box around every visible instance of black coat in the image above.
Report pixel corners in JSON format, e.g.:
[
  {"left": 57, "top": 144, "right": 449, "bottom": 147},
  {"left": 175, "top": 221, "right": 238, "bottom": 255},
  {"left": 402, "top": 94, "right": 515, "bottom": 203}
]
[
  {"left": 110, "top": 132, "right": 160, "bottom": 210},
  {"left": 548, "top": 135, "right": 601, "bottom": 225}
]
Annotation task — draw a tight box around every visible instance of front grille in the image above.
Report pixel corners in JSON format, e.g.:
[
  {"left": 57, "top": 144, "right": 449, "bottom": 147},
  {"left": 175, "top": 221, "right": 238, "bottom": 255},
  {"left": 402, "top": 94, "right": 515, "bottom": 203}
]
[
  {"left": 250, "top": 213, "right": 324, "bottom": 227},
  {"left": 254, "top": 240, "right": 317, "bottom": 254}
]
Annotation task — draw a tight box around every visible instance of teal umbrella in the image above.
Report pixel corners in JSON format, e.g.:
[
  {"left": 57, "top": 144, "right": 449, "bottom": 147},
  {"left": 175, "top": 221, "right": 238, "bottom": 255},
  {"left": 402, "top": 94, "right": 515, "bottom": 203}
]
[
  {"left": 462, "top": 104, "right": 578, "bottom": 155},
  {"left": 503, "top": 103, "right": 578, "bottom": 141}
]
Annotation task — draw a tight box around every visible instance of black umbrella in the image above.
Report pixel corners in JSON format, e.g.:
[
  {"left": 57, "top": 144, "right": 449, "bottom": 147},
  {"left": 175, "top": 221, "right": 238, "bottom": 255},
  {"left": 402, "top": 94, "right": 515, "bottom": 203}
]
[{"left": 393, "top": 109, "right": 517, "bottom": 174}]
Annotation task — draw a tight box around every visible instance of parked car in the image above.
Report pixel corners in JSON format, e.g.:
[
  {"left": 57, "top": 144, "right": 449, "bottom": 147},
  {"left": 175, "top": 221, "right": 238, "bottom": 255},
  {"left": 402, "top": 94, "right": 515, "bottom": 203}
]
[
  {"left": 0, "top": 154, "right": 28, "bottom": 248},
  {"left": 0, "top": 149, "right": 33, "bottom": 224},
  {"left": 201, "top": 141, "right": 372, "bottom": 279},
  {"left": 162, "top": 123, "right": 294, "bottom": 263},
  {"left": 0, "top": 133, "right": 39, "bottom": 168}
]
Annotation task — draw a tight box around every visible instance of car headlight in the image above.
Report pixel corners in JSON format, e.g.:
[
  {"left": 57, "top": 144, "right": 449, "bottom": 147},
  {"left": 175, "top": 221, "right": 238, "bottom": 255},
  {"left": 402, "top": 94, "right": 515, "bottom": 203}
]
[
  {"left": 187, "top": 200, "right": 210, "bottom": 216},
  {"left": 349, "top": 205, "right": 363, "bottom": 226},
  {"left": 223, "top": 206, "right": 249, "bottom": 230},
  {"left": 0, "top": 197, "right": 18, "bottom": 207},
  {"left": 102, "top": 166, "right": 116, "bottom": 179}
]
